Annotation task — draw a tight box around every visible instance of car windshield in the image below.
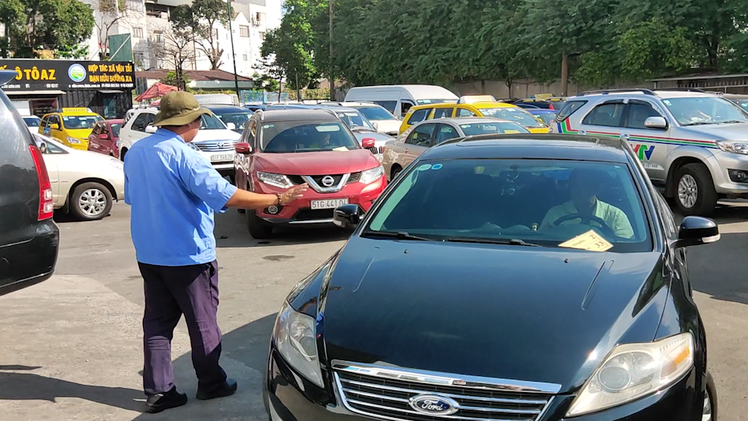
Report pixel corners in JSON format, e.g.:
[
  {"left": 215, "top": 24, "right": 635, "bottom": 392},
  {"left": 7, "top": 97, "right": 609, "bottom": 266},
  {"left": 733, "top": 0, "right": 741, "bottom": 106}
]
[
  {"left": 23, "top": 116, "right": 41, "bottom": 127},
  {"left": 365, "top": 159, "right": 651, "bottom": 253},
  {"left": 62, "top": 115, "right": 102, "bottom": 129},
  {"left": 110, "top": 123, "right": 122, "bottom": 138},
  {"left": 661, "top": 96, "right": 748, "bottom": 125},
  {"left": 216, "top": 112, "right": 250, "bottom": 129},
  {"left": 355, "top": 106, "right": 397, "bottom": 121},
  {"left": 477, "top": 107, "right": 547, "bottom": 128},
  {"left": 261, "top": 121, "right": 360, "bottom": 153},
  {"left": 334, "top": 110, "right": 376, "bottom": 130},
  {"left": 459, "top": 122, "right": 530, "bottom": 135},
  {"left": 200, "top": 113, "right": 229, "bottom": 130}
]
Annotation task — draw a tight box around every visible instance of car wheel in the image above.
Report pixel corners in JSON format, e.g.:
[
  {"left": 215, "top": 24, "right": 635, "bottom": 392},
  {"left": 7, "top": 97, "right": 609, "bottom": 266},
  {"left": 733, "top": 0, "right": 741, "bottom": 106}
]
[
  {"left": 673, "top": 163, "right": 717, "bottom": 216},
  {"left": 247, "top": 209, "right": 273, "bottom": 239},
  {"left": 69, "top": 182, "right": 113, "bottom": 221},
  {"left": 704, "top": 372, "right": 717, "bottom": 421}
]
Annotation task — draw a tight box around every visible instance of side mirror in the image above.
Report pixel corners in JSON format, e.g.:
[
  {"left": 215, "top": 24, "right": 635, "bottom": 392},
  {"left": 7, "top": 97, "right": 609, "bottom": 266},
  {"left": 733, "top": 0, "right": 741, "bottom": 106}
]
[
  {"left": 145, "top": 125, "right": 157, "bottom": 133},
  {"left": 372, "top": 121, "right": 380, "bottom": 130},
  {"left": 362, "top": 137, "right": 376, "bottom": 149},
  {"left": 234, "top": 142, "right": 252, "bottom": 154},
  {"left": 37, "top": 141, "right": 48, "bottom": 154},
  {"left": 226, "top": 122, "right": 236, "bottom": 130},
  {"left": 50, "top": 124, "right": 60, "bottom": 130},
  {"left": 333, "top": 204, "right": 361, "bottom": 228},
  {"left": 99, "top": 134, "right": 109, "bottom": 140},
  {"left": 644, "top": 116, "right": 667, "bottom": 129},
  {"left": 675, "top": 216, "right": 719, "bottom": 248}
]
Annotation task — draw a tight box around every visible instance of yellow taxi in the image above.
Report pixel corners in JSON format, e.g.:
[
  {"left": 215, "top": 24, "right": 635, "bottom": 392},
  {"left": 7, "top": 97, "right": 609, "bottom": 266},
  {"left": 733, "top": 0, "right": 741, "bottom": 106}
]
[
  {"left": 398, "top": 95, "right": 549, "bottom": 134},
  {"left": 39, "top": 108, "right": 104, "bottom": 150}
]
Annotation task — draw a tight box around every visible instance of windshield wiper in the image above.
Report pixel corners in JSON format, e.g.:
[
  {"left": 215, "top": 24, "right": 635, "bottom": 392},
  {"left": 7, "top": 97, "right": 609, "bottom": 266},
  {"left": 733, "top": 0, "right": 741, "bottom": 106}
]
[
  {"left": 444, "top": 237, "right": 543, "bottom": 247},
  {"left": 682, "top": 121, "right": 717, "bottom": 126},
  {"left": 716, "top": 120, "right": 748, "bottom": 124},
  {"left": 361, "top": 230, "right": 433, "bottom": 241}
]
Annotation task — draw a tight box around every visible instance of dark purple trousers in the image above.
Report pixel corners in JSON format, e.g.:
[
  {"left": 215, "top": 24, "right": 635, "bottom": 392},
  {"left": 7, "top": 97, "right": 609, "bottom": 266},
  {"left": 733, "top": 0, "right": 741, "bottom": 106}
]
[{"left": 138, "top": 260, "right": 227, "bottom": 396}]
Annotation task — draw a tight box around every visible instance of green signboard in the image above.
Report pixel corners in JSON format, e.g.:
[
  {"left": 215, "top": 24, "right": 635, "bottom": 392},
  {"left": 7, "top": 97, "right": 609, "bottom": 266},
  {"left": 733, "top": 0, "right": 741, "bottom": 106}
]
[{"left": 109, "top": 34, "right": 133, "bottom": 62}]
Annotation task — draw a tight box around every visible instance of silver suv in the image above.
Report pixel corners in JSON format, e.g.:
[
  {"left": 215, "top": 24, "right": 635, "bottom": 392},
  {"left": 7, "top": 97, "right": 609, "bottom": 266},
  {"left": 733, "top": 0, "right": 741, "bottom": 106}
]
[{"left": 551, "top": 88, "right": 748, "bottom": 215}]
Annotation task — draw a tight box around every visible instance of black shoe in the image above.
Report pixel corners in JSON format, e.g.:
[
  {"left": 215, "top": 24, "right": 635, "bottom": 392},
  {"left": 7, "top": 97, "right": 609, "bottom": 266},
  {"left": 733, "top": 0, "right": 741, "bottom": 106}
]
[
  {"left": 145, "top": 386, "right": 188, "bottom": 413},
  {"left": 196, "top": 378, "right": 238, "bottom": 400}
]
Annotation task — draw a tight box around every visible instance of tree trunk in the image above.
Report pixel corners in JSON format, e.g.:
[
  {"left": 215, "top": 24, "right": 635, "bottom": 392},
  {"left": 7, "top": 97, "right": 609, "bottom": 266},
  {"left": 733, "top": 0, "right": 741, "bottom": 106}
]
[{"left": 561, "top": 53, "right": 569, "bottom": 97}]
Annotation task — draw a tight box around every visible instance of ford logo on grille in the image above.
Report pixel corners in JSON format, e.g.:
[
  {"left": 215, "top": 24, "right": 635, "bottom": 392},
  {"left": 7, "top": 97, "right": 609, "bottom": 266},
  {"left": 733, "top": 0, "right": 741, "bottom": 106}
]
[{"left": 408, "top": 394, "right": 459, "bottom": 415}]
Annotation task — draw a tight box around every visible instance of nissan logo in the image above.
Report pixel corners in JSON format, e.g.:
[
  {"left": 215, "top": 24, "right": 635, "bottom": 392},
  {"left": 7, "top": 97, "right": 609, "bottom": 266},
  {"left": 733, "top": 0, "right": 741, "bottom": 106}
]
[{"left": 321, "top": 176, "right": 335, "bottom": 187}]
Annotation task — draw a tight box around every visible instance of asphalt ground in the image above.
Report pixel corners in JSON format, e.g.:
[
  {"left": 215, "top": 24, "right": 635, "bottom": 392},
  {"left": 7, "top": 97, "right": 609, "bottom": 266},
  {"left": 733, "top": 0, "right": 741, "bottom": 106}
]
[{"left": 0, "top": 202, "right": 747, "bottom": 420}]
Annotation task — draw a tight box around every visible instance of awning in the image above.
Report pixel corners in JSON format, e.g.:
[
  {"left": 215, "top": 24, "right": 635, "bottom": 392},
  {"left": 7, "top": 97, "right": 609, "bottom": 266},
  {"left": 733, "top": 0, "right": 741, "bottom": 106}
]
[
  {"left": 98, "top": 89, "right": 123, "bottom": 94},
  {"left": 5, "top": 90, "right": 66, "bottom": 95}
]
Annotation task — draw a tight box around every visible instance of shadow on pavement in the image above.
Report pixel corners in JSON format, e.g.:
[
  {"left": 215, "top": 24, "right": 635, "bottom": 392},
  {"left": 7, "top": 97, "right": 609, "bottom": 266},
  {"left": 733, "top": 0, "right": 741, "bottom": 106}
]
[
  {"left": 130, "top": 314, "right": 278, "bottom": 420},
  {"left": 689, "top": 231, "right": 748, "bottom": 306},
  {"left": 0, "top": 367, "right": 142, "bottom": 411},
  {"left": 215, "top": 210, "right": 351, "bottom": 248}
]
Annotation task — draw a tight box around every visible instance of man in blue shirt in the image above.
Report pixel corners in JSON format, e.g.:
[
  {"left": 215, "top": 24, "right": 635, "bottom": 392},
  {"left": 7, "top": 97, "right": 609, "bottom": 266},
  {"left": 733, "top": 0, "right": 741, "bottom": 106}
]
[{"left": 124, "top": 92, "right": 307, "bottom": 413}]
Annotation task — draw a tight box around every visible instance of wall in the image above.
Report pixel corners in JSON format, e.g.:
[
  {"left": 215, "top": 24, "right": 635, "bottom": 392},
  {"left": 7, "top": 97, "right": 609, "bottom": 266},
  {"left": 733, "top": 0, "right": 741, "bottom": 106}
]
[{"left": 452, "top": 79, "right": 649, "bottom": 99}]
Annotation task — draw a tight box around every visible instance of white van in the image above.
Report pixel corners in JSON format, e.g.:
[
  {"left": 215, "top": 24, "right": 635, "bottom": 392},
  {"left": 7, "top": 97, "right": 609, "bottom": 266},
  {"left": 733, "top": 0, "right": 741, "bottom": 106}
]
[{"left": 344, "top": 85, "right": 458, "bottom": 119}]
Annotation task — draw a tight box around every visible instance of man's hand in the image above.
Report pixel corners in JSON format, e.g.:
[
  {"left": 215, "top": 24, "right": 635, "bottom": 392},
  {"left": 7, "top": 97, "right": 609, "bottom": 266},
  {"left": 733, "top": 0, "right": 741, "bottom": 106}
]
[{"left": 279, "top": 184, "right": 308, "bottom": 205}]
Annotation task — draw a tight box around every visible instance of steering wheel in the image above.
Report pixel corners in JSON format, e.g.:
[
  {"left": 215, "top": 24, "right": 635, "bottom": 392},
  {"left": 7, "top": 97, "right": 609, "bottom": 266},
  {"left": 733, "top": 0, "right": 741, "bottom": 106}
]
[{"left": 552, "top": 213, "right": 616, "bottom": 238}]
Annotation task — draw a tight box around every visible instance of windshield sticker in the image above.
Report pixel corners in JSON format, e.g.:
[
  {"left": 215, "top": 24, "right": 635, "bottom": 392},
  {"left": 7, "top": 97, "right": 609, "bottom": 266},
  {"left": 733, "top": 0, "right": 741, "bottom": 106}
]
[
  {"left": 504, "top": 129, "right": 521, "bottom": 134},
  {"left": 417, "top": 164, "right": 432, "bottom": 171},
  {"left": 559, "top": 230, "right": 613, "bottom": 252},
  {"left": 316, "top": 125, "right": 341, "bottom": 132},
  {"left": 474, "top": 166, "right": 485, "bottom": 174},
  {"left": 431, "top": 163, "right": 443, "bottom": 170}
]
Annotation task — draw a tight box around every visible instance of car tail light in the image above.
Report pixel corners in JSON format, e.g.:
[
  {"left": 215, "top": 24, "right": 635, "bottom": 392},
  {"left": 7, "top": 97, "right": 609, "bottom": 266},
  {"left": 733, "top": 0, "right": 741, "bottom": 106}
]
[{"left": 29, "top": 144, "right": 54, "bottom": 220}]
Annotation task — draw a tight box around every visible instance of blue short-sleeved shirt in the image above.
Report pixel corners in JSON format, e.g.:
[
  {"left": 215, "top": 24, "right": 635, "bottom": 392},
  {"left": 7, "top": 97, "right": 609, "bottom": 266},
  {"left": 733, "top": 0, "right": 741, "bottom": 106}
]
[{"left": 124, "top": 129, "right": 238, "bottom": 266}]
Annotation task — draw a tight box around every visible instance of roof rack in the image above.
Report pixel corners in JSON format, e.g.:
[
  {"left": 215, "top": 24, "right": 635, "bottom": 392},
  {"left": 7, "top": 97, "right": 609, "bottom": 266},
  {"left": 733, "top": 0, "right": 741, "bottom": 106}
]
[
  {"left": 654, "top": 87, "right": 706, "bottom": 93},
  {"left": 579, "top": 88, "right": 655, "bottom": 96}
]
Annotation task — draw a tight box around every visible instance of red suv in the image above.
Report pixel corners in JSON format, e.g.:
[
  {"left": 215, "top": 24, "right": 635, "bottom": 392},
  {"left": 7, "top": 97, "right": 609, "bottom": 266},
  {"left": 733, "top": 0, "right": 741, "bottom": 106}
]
[{"left": 234, "top": 109, "right": 387, "bottom": 238}]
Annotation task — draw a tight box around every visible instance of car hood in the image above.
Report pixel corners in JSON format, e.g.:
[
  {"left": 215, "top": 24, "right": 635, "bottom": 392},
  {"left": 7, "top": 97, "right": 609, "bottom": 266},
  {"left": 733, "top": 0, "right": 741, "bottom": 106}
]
[
  {"left": 64, "top": 129, "right": 95, "bottom": 140},
  {"left": 371, "top": 120, "right": 402, "bottom": 134},
  {"left": 320, "top": 239, "right": 669, "bottom": 393},
  {"left": 193, "top": 129, "right": 241, "bottom": 142},
  {"left": 680, "top": 122, "right": 748, "bottom": 140},
  {"left": 257, "top": 149, "right": 381, "bottom": 175}
]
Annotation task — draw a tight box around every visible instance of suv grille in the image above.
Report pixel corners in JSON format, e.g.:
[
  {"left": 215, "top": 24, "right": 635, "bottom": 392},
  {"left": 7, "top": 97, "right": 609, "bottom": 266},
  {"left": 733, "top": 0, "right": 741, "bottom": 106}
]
[
  {"left": 194, "top": 140, "right": 236, "bottom": 152},
  {"left": 334, "top": 364, "right": 554, "bottom": 421}
]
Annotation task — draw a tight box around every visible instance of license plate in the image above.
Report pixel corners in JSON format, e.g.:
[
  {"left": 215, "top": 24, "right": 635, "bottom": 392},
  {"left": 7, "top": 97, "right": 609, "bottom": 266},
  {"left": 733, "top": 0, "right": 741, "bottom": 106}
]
[
  {"left": 311, "top": 198, "right": 349, "bottom": 209},
  {"left": 211, "top": 153, "right": 234, "bottom": 162}
]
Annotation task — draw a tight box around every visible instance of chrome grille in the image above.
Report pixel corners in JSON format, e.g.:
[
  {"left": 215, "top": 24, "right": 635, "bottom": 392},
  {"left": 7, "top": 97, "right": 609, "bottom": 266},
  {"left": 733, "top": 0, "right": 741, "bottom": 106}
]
[
  {"left": 334, "top": 362, "right": 556, "bottom": 421},
  {"left": 193, "top": 140, "right": 236, "bottom": 152}
]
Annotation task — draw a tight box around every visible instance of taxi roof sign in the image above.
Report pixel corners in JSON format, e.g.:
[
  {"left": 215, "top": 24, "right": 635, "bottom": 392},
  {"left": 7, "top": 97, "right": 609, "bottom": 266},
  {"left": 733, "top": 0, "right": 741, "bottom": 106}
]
[
  {"left": 533, "top": 93, "right": 554, "bottom": 100},
  {"left": 62, "top": 107, "right": 93, "bottom": 113},
  {"left": 457, "top": 95, "right": 497, "bottom": 104}
]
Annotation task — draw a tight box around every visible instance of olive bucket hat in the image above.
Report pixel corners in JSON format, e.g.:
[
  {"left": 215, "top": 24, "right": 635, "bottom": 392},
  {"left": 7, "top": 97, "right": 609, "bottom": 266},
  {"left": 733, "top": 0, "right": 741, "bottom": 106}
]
[{"left": 153, "top": 91, "right": 213, "bottom": 126}]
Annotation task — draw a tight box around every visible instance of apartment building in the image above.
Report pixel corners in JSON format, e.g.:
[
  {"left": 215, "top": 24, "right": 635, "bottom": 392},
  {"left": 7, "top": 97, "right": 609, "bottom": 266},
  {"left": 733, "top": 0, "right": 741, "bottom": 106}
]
[{"left": 80, "top": 0, "right": 150, "bottom": 63}]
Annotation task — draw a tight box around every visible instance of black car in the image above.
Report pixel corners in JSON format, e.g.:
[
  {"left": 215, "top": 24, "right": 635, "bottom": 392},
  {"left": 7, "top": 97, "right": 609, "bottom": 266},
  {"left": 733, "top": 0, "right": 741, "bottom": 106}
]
[
  {"left": 204, "top": 104, "right": 252, "bottom": 133},
  {"left": 264, "top": 133, "right": 718, "bottom": 421},
  {"left": 0, "top": 70, "right": 59, "bottom": 296}
]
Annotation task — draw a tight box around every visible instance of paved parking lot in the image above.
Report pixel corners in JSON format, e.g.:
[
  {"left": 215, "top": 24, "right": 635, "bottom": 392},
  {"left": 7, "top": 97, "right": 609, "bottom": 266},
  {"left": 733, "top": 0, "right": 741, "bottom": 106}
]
[{"left": 1, "top": 202, "right": 747, "bottom": 420}]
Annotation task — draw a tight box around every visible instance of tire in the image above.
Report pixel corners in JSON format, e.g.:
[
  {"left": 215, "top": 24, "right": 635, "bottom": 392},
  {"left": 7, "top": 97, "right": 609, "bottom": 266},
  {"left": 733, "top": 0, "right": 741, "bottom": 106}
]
[
  {"left": 247, "top": 209, "right": 273, "bottom": 239},
  {"left": 672, "top": 163, "right": 717, "bottom": 216},
  {"left": 705, "top": 372, "right": 718, "bottom": 421},
  {"left": 69, "top": 182, "right": 113, "bottom": 221}
]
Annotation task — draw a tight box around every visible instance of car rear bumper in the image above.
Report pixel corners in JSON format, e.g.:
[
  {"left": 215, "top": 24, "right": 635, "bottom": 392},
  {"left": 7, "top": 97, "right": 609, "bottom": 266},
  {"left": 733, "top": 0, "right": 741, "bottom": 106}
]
[
  {"left": 252, "top": 175, "right": 387, "bottom": 225},
  {"left": 0, "top": 219, "right": 59, "bottom": 296},
  {"left": 265, "top": 350, "right": 707, "bottom": 421}
]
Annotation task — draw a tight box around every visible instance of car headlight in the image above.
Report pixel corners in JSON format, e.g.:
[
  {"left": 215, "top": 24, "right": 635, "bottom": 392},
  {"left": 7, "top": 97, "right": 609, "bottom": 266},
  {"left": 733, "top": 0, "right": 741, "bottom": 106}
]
[
  {"left": 66, "top": 136, "right": 81, "bottom": 144},
  {"left": 273, "top": 300, "right": 323, "bottom": 387},
  {"left": 359, "top": 165, "right": 384, "bottom": 184},
  {"left": 717, "top": 141, "right": 748, "bottom": 155},
  {"left": 257, "top": 171, "right": 294, "bottom": 188},
  {"left": 566, "top": 333, "right": 693, "bottom": 417}
]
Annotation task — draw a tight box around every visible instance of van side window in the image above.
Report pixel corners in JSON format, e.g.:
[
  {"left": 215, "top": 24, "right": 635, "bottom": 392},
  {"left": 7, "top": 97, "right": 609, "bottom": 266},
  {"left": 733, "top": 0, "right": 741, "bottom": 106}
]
[{"left": 407, "top": 108, "right": 430, "bottom": 125}]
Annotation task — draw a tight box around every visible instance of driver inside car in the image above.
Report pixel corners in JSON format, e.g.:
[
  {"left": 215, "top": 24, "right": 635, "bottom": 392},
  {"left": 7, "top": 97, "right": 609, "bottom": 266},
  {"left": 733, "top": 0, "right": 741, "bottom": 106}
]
[{"left": 539, "top": 168, "right": 634, "bottom": 239}]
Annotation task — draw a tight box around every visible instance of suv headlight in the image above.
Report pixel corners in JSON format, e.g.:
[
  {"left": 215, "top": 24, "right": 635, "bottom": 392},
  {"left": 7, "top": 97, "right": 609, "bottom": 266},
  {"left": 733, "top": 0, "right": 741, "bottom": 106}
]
[
  {"left": 273, "top": 301, "right": 323, "bottom": 387},
  {"left": 359, "top": 165, "right": 384, "bottom": 184},
  {"left": 257, "top": 171, "right": 294, "bottom": 188},
  {"left": 566, "top": 333, "right": 693, "bottom": 417},
  {"left": 717, "top": 141, "right": 748, "bottom": 155},
  {"left": 66, "top": 136, "right": 81, "bottom": 144}
]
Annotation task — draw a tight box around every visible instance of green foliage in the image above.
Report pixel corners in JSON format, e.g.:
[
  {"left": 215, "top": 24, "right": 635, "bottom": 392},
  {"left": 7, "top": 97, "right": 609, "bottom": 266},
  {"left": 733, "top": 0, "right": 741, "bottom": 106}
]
[
  {"left": 55, "top": 44, "right": 90, "bottom": 59},
  {"left": 171, "top": 0, "right": 231, "bottom": 70},
  {"left": 0, "top": 0, "right": 95, "bottom": 58}
]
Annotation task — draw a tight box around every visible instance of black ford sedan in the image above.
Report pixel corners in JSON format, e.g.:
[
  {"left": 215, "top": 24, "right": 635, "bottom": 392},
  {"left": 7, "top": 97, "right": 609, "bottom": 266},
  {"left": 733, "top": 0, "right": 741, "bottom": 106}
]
[{"left": 264, "top": 134, "right": 719, "bottom": 421}]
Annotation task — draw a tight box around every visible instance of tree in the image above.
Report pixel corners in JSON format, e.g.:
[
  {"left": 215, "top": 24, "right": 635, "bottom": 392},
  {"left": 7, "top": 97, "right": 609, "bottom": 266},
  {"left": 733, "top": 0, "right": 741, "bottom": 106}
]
[
  {"left": 259, "top": 8, "right": 317, "bottom": 90},
  {"left": 149, "top": 24, "right": 195, "bottom": 90},
  {"left": 94, "top": 0, "right": 128, "bottom": 60},
  {"left": 0, "top": 0, "right": 95, "bottom": 58},
  {"left": 171, "top": 0, "right": 230, "bottom": 70}
]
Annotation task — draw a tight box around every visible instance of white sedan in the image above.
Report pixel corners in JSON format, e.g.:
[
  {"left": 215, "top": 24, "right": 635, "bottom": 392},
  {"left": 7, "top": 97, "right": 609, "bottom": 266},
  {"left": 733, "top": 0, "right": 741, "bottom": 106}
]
[{"left": 32, "top": 131, "right": 125, "bottom": 221}]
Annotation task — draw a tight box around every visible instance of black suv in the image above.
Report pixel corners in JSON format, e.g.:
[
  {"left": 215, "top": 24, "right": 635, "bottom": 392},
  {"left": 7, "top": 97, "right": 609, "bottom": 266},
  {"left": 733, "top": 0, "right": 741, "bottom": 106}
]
[{"left": 0, "top": 70, "right": 59, "bottom": 296}]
